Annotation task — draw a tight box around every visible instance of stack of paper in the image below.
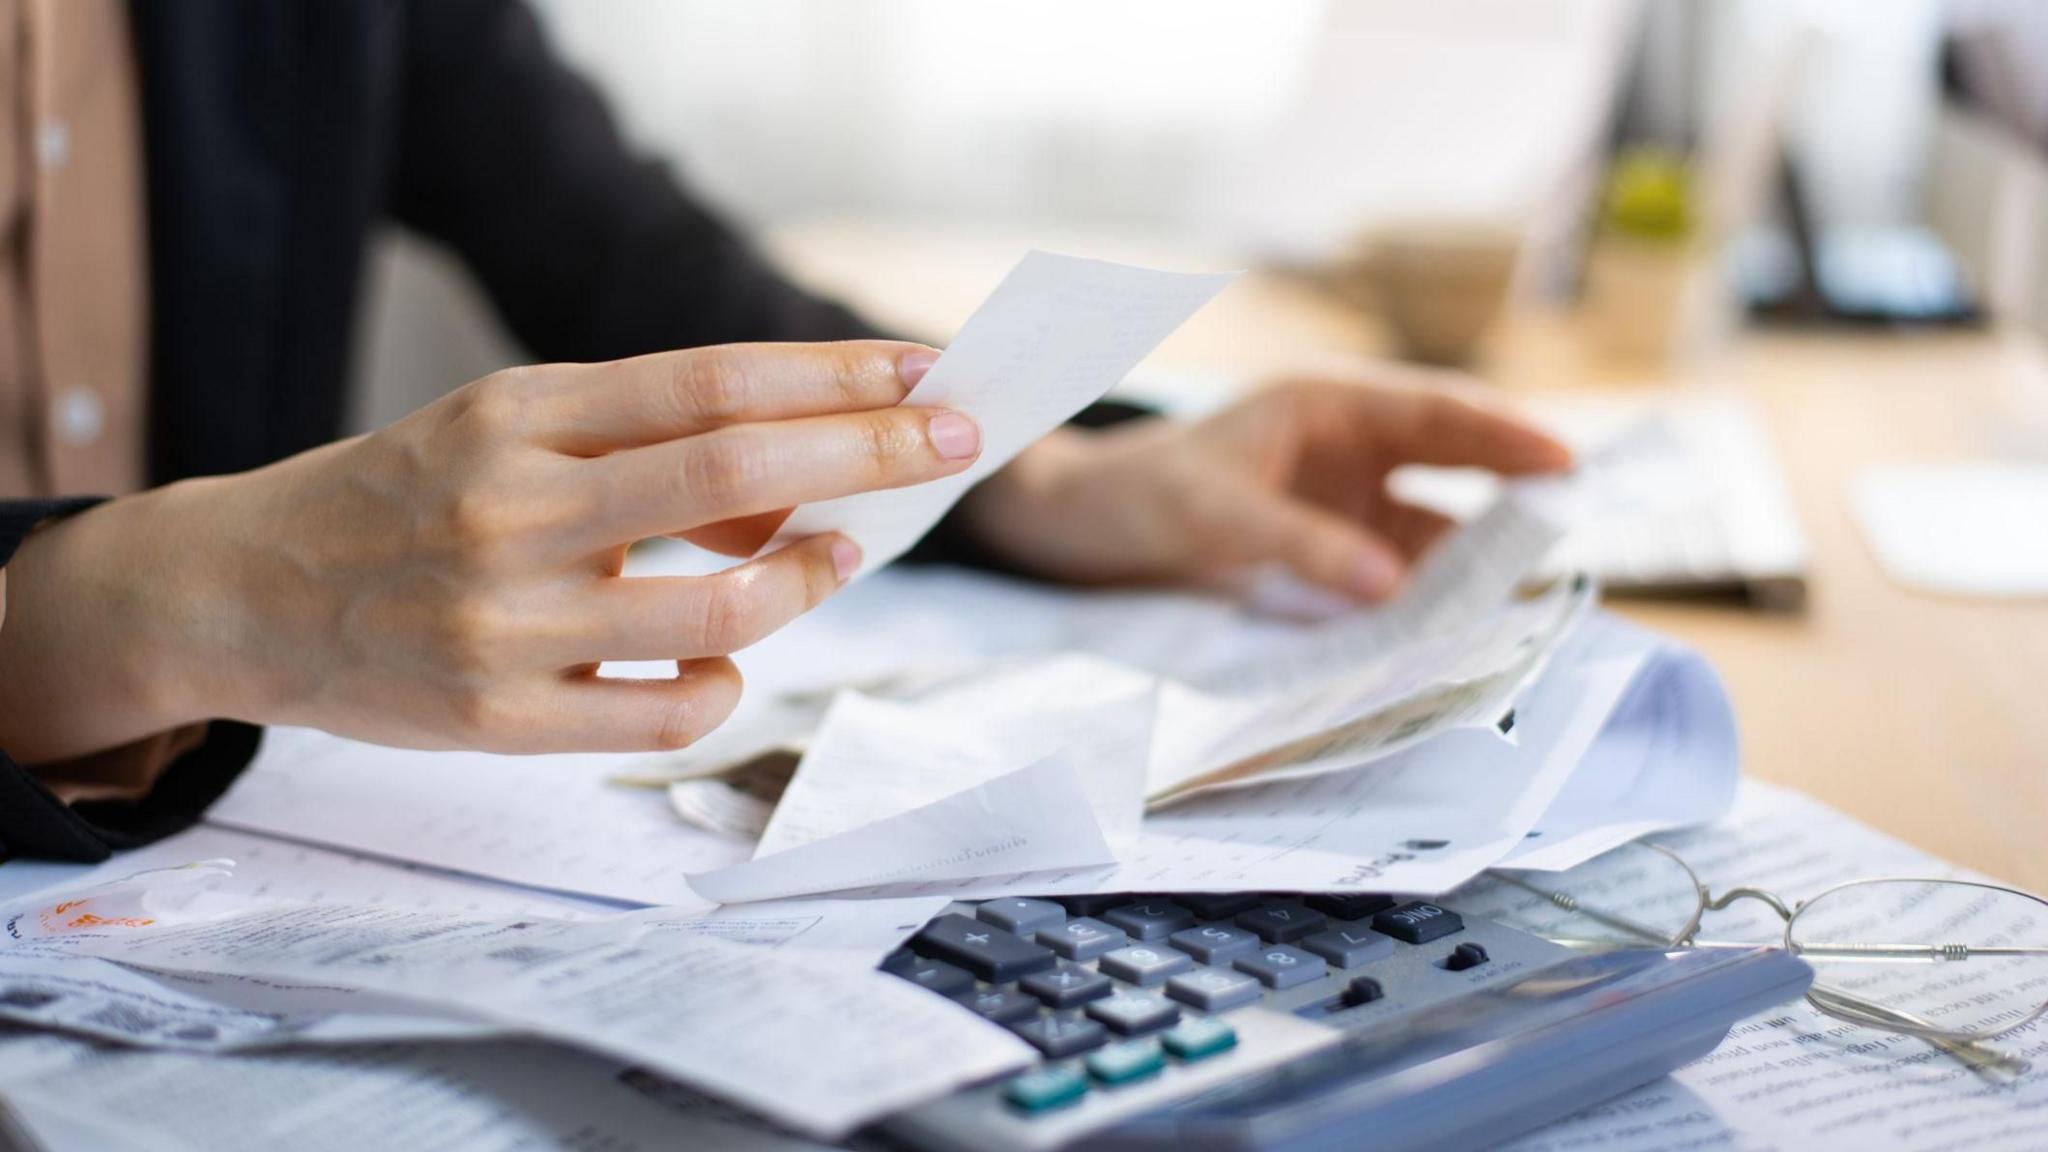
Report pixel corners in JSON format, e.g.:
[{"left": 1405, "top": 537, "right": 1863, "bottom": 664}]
[{"left": 0, "top": 250, "right": 1750, "bottom": 1144}]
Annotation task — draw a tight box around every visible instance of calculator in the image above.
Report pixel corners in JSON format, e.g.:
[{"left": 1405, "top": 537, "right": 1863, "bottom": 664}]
[{"left": 867, "top": 892, "right": 1811, "bottom": 1152}]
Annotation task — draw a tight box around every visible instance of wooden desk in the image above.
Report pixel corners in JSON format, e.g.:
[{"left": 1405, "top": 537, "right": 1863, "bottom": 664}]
[{"left": 769, "top": 219, "right": 2048, "bottom": 891}]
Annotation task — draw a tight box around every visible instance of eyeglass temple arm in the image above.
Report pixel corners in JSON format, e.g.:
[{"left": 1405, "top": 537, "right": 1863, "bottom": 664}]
[
  {"left": 1806, "top": 984, "right": 2031, "bottom": 1078},
  {"left": 1790, "top": 943, "right": 2048, "bottom": 960},
  {"left": 1491, "top": 873, "right": 1680, "bottom": 946}
]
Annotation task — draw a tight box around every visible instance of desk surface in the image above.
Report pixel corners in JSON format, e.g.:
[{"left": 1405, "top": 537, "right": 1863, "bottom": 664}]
[{"left": 769, "top": 220, "right": 2048, "bottom": 893}]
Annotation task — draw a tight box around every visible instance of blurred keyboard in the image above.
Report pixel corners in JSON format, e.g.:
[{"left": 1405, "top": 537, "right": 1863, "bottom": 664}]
[
  {"left": 1393, "top": 395, "right": 1809, "bottom": 612},
  {"left": 869, "top": 891, "right": 1812, "bottom": 1152}
]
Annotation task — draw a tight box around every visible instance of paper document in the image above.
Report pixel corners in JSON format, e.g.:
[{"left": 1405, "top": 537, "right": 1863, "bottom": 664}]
[
  {"left": 688, "top": 752, "right": 1117, "bottom": 904},
  {"left": 49, "top": 902, "right": 1029, "bottom": 1139},
  {"left": 1492, "top": 614, "right": 1738, "bottom": 870},
  {"left": 770, "top": 250, "right": 1237, "bottom": 578},
  {"left": 211, "top": 726, "right": 747, "bottom": 907},
  {"left": 1473, "top": 780, "right": 2048, "bottom": 1152},
  {"left": 0, "top": 1032, "right": 832, "bottom": 1152}
]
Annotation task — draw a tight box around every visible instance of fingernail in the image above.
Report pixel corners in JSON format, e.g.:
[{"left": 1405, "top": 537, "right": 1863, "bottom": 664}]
[
  {"left": 898, "top": 347, "right": 941, "bottom": 390},
  {"left": 1352, "top": 548, "right": 1402, "bottom": 599},
  {"left": 928, "top": 411, "right": 981, "bottom": 460},
  {"left": 830, "top": 538, "right": 862, "bottom": 583}
]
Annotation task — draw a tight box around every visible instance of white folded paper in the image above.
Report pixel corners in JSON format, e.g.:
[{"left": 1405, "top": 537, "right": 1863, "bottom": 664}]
[{"left": 769, "top": 250, "right": 1238, "bottom": 578}]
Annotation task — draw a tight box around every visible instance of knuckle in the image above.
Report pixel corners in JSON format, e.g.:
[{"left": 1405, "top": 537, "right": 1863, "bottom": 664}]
[
  {"left": 860, "top": 412, "right": 925, "bottom": 474},
  {"left": 671, "top": 351, "right": 754, "bottom": 428},
  {"left": 434, "top": 599, "right": 512, "bottom": 675},
  {"left": 680, "top": 430, "right": 768, "bottom": 511},
  {"left": 690, "top": 575, "right": 768, "bottom": 653},
  {"left": 649, "top": 696, "right": 710, "bottom": 751},
  {"left": 455, "top": 371, "right": 536, "bottom": 439}
]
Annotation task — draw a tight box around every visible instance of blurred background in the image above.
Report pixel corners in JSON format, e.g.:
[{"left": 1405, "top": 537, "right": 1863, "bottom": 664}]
[{"left": 352, "top": 0, "right": 2048, "bottom": 432}]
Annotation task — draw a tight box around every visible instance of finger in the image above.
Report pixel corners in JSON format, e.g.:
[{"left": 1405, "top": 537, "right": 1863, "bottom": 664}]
[
  {"left": 528, "top": 340, "right": 940, "bottom": 453},
  {"left": 1372, "top": 500, "right": 1458, "bottom": 561},
  {"left": 542, "top": 657, "right": 746, "bottom": 753},
  {"left": 1365, "top": 387, "right": 1572, "bottom": 475},
  {"left": 676, "top": 511, "right": 792, "bottom": 557},
  {"left": 1223, "top": 491, "right": 1408, "bottom": 602},
  {"left": 560, "top": 535, "right": 857, "bottom": 663},
  {"left": 573, "top": 406, "right": 981, "bottom": 549}
]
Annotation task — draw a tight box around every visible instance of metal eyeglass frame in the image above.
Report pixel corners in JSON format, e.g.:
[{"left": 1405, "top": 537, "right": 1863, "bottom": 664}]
[{"left": 1490, "top": 844, "right": 2048, "bottom": 1076}]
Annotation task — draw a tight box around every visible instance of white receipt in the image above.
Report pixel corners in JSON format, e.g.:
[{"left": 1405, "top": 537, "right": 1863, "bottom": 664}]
[
  {"left": 56, "top": 903, "right": 1030, "bottom": 1139},
  {"left": 0, "top": 1033, "right": 834, "bottom": 1152},
  {"left": 1474, "top": 780, "right": 2048, "bottom": 1152},
  {"left": 210, "top": 726, "right": 747, "bottom": 908},
  {"left": 688, "top": 752, "right": 1116, "bottom": 904},
  {"left": 768, "top": 250, "right": 1237, "bottom": 578}
]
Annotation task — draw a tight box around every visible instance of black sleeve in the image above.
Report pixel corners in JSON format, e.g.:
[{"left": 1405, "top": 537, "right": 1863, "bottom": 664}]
[
  {"left": 0, "top": 499, "right": 259, "bottom": 863},
  {"left": 387, "top": 0, "right": 877, "bottom": 361}
]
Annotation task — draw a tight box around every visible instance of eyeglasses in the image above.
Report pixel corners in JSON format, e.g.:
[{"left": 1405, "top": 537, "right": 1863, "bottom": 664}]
[{"left": 1463, "top": 843, "right": 2048, "bottom": 1076}]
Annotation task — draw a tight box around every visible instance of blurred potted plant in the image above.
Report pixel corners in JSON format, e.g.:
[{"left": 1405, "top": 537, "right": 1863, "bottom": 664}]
[{"left": 1583, "top": 148, "right": 1721, "bottom": 362}]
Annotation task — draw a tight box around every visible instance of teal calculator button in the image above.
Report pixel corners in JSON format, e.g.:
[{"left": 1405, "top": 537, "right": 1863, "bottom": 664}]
[
  {"left": 1085, "top": 1038, "right": 1166, "bottom": 1085},
  {"left": 1003, "top": 1064, "right": 1088, "bottom": 1112},
  {"left": 1161, "top": 1017, "right": 1238, "bottom": 1061}
]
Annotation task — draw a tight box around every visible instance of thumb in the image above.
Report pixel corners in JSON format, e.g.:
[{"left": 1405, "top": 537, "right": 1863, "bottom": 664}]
[{"left": 1226, "top": 492, "right": 1406, "bottom": 603}]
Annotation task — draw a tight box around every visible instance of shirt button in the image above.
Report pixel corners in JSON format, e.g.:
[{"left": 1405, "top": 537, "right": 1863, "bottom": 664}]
[
  {"left": 53, "top": 387, "right": 104, "bottom": 446},
  {"left": 36, "top": 119, "right": 69, "bottom": 170}
]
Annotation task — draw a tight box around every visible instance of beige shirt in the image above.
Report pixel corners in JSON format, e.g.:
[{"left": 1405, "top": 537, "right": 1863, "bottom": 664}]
[{"left": 2, "top": 0, "right": 198, "bottom": 803}]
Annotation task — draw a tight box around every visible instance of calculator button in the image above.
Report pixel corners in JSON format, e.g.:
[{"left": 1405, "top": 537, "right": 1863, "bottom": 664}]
[
  {"left": 1085, "top": 990, "right": 1182, "bottom": 1035},
  {"left": 1086, "top": 1038, "right": 1166, "bottom": 1085},
  {"left": 1174, "top": 893, "right": 1265, "bottom": 920},
  {"left": 879, "top": 948, "right": 919, "bottom": 975},
  {"left": 1098, "top": 944, "right": 1194, "bottom": 986},
  {"left": 914, "top": 914, "right": 1057, "bottom": 982},
  {"left": 977, "top": 898, "right": 1068, "bottom": 936},
  {"left": 1036, "top": 917, "right": 1128, "bottom": 961},
  {"left": 1371, "top": 902, "right": 1465, "bottom": 945},
  {"left": 1053, "top": 895, "right": 1128, "bottom": 918},
  {"left": 1164, "top": 966, "right": 1262, "bottom": 1012},
  {"left": 1168, "top": 922, "right": 1261, "bottom": 965},
  {"left": 1344, "top": 975, "right": 1386, "bottom": 1006},
  {"left": 1235, "top": 904, "right": 1327, "bottom": 943},
  {"left": 961, "top": 986, "right": 1043, "bottom": 1024},
  {"left": 1021, "top": 963, "right": 1115, "bottom": 1009},
  {"left": 1304, "top": 893, "right": 1396, "bottom": 921},
  {"left": 1101, "top": 901, "right": 1196, "bottom": 941},
  {"left": 1161, "top": 1017, "right": 1238, "bottom": 1061},
  {"left": 1234, "top": 945, "right": 1326, "bottom": 989},
  {"left": 1301, "top": 923, "right": 1396, "bottom": 969},
  {"left": 1004, "top": 1064, "right": 1089, "bottom": 1113},
  {"left": 892, "top": 957, "right": 974, "bottom": 998},
  {"left": 1011, "top": 1014, "right": 1108, "bottom": 1058},
  {"left": 1444, "top": 942, "right": 1490, "bottom": 971}
]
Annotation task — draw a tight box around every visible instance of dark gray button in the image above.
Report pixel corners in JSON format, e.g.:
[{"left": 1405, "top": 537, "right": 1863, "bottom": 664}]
[
  {"left": 1168, "top": 922, "right": 1262, "bottom": 965},
  {"left": 1085, "top": 989, "right": 1182, "bottom": 1035},
  {"left": 1054, "top": 895, "right": 1129, "bottom": 918},
  {"left": 1164, "top": 966, "right": 1263, "bottom": 1011},
  {"left": 1305, "top": 893, "right": 1396, "bottom": 921},
  {"left": 1102, "top": 901, "right": 1195, "bottom": 941},
  {"left": 893, "top": 956, "right": 974, "bottom": 997},
  {"left": 1098, "top": 944, "right": 1194, "bottom": 986},
  {"left": 1445, "top": 942, "right": 1490, "bottom": 971},
  {"left": 1235, "top": 904, "right": 1327, "bottom": 944},
  {"left": 1233, "top": 945, "right": 1327, "bottom": 989},
  {"left": 977, "top": 898, "right": 1067, "bottom": 936},
  {"left": 1301, "top": 923, "right": 1396, "bottom": 969},
  {"left": 1372, "top": 902, "right": 1464, "bottom": 945},
  {"left": 961, "top": 986, "right": 1042, "bottom": 1024},
  {"left": 1344, "top": 975, "right": 1385, "bottom": 1006},
  {"left": 1174, "top": 893, "right": 1265, "bottom": 920},
  {"left": 1021, "top": 962, "right": 1114, "bottom": 1008},
  {"left": 880, "top": 948, "right": 918, "bottom": 975},
  {"left": 1036, "top": 916, "right": 1128, "bottom": 960},
  {"left": 914, "top": 914, "right": 1057, "bottom": 982},
  {"left": 1011, "top": 1013, "right": 1108, "bottom": 1058}
]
